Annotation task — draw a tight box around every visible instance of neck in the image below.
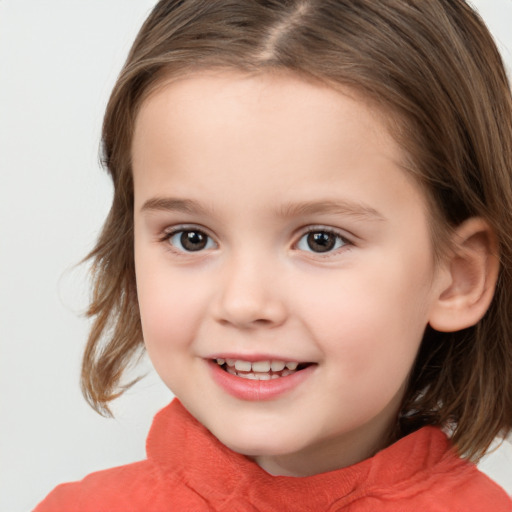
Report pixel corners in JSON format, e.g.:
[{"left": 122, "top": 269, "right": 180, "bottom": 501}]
[{"left": 252, "top": 411, "right": 398, "bottom": 477}]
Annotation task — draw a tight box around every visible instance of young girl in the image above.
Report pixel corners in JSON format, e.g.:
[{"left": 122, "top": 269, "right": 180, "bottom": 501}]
[{"left": 35, "top": 0, "right": 512, "bottom": 510}]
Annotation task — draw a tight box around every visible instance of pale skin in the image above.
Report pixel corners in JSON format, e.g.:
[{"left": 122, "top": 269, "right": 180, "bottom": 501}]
[{"left": 132, "top": 71, "right": 498, "bottom": 477}]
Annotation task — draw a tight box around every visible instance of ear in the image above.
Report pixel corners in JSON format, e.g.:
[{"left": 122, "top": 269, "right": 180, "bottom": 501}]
[{"left": 428, "top": 217, "right": 499, "bottom": 333}]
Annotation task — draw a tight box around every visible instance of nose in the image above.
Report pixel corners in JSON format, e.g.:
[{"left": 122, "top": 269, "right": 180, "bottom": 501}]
[{"left": 212, "top": 255, "right": 288, "bottom": 329}]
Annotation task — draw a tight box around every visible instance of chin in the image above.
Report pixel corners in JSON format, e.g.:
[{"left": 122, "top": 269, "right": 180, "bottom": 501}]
[
  {"left": 210, "top": 423, "right": 304, "bottom": 458},
  {"left": 182, "top": 396, "right": 315, "bottom": 457}
]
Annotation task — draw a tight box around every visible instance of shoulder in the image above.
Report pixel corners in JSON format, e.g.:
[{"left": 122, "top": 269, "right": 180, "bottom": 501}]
[
  {"left": 33, "top": 400, "right": 217, "bottom": 512},
  {"left": 32, "top": 458, "right": 215, "bottom": 512},
  {"left": 424, "top": 431, "right": 512, "bottom": 511},
  {"left": 33, "top": 460, "right": 170, "bottom": 512},
  {"left": 361, "top": 427, "right": 512, "bottom": 511},
  {"left": 478, "top": 436, "right": 512, "bottom": 496},
  {"left": 422, "top": 458, "right": 512, "bottom": 511},
  {"left": 389, "top": 428, "right": 512, "bottom": 511}
]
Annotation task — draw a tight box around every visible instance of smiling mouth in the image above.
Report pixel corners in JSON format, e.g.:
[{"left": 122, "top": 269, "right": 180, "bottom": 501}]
[{"left": 213, "top": 358, "right": 314, "bottom": 380}]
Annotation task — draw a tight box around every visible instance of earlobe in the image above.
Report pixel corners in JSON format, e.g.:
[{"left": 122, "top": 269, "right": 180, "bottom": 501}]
[{"left": 428, "top": 218, "right": 499, "bottom": 333}]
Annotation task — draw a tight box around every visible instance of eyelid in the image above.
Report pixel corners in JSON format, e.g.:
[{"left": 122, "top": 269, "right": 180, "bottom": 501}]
[
  {"left": 294, "top": 225, "right": 353, "bottom": 254},
  {"left": 159, "top": 223, "right": 215, "bottom": 239},
  {"left": 159, "top": 224, "right": 218, "bottom": 253}
]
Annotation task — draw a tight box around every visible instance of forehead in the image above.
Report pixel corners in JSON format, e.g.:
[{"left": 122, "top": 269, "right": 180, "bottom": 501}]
[{"left": 132, "top": 70, "right": 408, "bottom": 184}]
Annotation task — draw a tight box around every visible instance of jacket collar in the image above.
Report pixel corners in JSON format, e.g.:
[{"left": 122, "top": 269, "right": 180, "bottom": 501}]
[{"left": 146, "top": 399, "right": 455, "bottom": 510}]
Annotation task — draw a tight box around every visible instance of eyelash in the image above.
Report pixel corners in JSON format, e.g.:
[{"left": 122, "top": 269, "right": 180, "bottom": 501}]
[
  {"left": 159, "top": 226, "right": 216, "bottom": 254},
  {"left": 296, "top": 227, "right": 351, "bottom": 255},
  {"left": 159, "top": 226, "right": 352, "bottom": 256}
]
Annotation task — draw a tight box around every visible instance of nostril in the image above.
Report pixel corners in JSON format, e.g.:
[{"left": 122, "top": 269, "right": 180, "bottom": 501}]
[
  {"left": 253, "top": 318, "right": 273, "bottom": 325},
  {"left": 215, "top": 307, "right": 286, "bottom": 329}
]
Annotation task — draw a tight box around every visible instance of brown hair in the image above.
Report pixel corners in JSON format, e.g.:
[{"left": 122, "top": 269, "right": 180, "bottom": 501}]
[{"left": 82, "top": 0, "right": 512, "bottom": 460}]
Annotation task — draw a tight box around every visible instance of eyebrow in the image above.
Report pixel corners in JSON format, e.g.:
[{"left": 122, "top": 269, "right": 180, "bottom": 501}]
[
  {"left": 140, "top": 197, "right": 210, "bottom": 216},
  {"left": 140, "top": 196, "right": 385, "bottom": 222},
  {"left": 277, "top": 199, "right": 385, "bottom": 221}
]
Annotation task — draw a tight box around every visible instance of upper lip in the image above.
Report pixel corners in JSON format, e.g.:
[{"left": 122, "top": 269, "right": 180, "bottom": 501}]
[{"left": 206, "top": 353, "right": 312, "bottom": 363}]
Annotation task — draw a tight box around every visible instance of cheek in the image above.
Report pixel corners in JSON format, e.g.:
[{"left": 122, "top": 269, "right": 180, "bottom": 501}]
[
  {"left": 300, "top": 252, "right": 434, "bottom": 378},
  {"left": 135, "top": 264, "right": 210, "bottom": 395},
  {"left": 135, "top": 258, "right": 206, "bottom": 353}
]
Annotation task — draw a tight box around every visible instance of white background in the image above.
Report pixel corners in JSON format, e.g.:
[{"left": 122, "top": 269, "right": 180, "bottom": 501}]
[{"left": 0, "top": 1, "right": 511, "bottom": 511}]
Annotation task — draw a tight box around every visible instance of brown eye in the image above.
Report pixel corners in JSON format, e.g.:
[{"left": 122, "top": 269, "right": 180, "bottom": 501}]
[
  {"left": 168, "top": 229, "right": 215, "bottom": 252},
  {"left": 297, "top": 230, "right": 347, "bottom": 253}
]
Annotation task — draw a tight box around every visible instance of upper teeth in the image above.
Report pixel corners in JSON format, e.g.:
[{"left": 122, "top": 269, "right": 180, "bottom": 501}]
[{"left": 216, "top": 359, "right": 299, "bottom": 372}]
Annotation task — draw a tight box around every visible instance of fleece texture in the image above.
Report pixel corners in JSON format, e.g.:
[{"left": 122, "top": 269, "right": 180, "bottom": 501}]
[{"left": 35, "top": 399, "right": 512, "bottom": 511}]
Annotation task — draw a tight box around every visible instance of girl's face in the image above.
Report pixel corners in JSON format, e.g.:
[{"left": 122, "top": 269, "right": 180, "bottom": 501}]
[{"left": 132, "top": 71, "right": 447, "bottom": 477}]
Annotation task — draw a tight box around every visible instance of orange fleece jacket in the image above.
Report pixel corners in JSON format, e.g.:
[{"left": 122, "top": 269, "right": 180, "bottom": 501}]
[{"left": 35, "top": 399, "right": 512, "bottom": 511}]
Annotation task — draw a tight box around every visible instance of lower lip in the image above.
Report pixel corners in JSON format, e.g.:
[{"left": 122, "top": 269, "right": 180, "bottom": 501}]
[{"left": 208, "top": 360, "right": 315, "bottom": 401}]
